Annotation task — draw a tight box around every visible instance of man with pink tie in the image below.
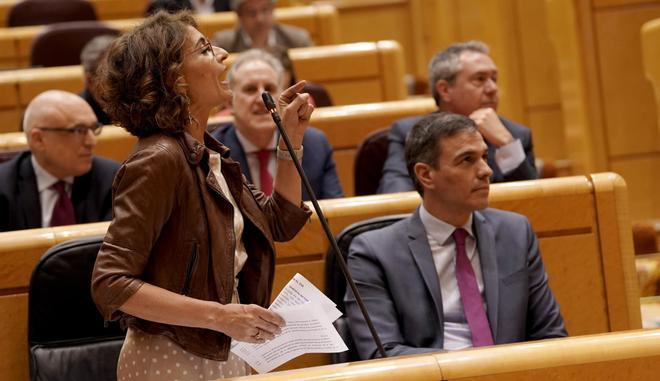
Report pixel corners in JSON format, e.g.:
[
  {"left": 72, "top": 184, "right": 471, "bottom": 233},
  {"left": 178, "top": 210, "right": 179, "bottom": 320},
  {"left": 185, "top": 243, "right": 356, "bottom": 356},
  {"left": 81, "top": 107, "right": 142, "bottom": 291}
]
[{"left": 345, "top": 112, "right": 566, "bottom": 359}]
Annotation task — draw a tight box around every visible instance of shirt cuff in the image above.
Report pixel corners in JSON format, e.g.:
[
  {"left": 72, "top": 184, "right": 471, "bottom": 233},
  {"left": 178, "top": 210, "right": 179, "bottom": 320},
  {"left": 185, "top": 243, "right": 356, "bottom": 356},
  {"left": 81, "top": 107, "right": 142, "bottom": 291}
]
[{"left": 494, "top": 138, "right": 525, "bottom": 174}]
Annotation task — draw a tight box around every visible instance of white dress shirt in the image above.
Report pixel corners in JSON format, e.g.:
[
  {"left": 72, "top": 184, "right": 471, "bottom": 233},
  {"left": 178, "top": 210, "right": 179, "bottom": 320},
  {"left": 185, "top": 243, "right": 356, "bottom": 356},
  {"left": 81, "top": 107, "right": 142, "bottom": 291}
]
[
  {"left": 30, "top": 156, "right": 74, "bottom": 228},
  {"left": 495, "top": 138, "right": 525, "bottom": 174},
  {"left": 208, "top": 152, "right": 248, "bottom": 284},
  {"left": 234, "top": 129, "right": 277, "bottom": 189},
  {"left": 419, "top": 205, "right": 486, "bottom": 351},
  {"left": 238, "top": 28, "right": 278, "bottom": 49}
]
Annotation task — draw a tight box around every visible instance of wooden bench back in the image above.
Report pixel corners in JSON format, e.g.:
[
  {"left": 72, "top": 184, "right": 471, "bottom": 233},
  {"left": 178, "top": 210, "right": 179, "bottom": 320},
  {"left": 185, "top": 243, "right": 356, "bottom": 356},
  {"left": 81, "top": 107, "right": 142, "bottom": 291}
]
[
  {"left": 0, "top": 39, "right": 406, "bottom": 133},
  {"left": 0, "top": 4, "right": 339, "bottom": 69},
  {"left": 0, "top": 173, "right": 641, "bottom": 380},
  {"left": 0, "top": 97, "right": 435, "bottom": 195}
]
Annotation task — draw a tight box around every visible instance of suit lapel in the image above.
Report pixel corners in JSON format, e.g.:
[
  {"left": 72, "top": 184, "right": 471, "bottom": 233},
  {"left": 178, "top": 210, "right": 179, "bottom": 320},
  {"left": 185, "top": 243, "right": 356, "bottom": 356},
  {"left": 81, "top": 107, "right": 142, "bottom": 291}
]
[
  {"left": 71, "top": 165, "right": 92, "bottom": 223},
  {"left": 473, "top": 211, "right": 499, "bottom": 341},
  {"left": 407, "top": 210, "right": 445, "bottom": 331},
  {"left": 225, "top": 126, "right": 253, "bottom": 183},
  {"left": 17, "top": 155, "right": 42, "bottom": 228}
]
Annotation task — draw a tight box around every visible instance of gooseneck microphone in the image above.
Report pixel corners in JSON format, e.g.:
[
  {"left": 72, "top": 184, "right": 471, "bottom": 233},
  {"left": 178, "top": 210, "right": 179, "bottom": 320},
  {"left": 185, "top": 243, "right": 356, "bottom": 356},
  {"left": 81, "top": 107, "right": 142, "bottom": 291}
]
[{"left": 262, "top": 92, "right": 387, "bottom": 359}]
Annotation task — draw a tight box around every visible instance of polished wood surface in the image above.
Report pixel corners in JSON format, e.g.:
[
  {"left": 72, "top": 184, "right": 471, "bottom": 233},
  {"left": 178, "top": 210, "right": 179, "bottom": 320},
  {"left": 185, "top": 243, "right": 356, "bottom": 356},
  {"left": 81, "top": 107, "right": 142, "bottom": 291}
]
[
  {"left": 0, "top": 0, "right": 149, "bottom": 27},
  {"left": 546, "top": 0, "right": 660, "bottom": 220},
  {"left": 0, "top": 4, "right": 339, "bottom": 69},
  {"left": 313, "top": 0, "right": 567, "bottom": 165},
  {"left": 0, "top": 39, "right": 406, "bottom": 133},
  {"left": 1, "top": 97, "right": 436, "bottom": 195},
  {"left": 222, "top": 329, "right": 660, "bottom": 381},
  {"left": 0, "top": 174, "right": 641, "bottom": 380},
  {"left": 290, "top": 40, "right": 407, "bottom": 105},
  {"left": 1, "top": 0, "right": 570, "bottom": 168},
  {"left": 0, "top": 0, "right": 320, "bottom": 28}
]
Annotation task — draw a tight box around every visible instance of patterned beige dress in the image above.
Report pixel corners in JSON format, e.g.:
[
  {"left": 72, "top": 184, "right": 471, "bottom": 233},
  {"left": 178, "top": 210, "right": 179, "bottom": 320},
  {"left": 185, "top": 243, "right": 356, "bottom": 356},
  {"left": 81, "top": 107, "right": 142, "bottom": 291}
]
[{"left": 117, "top": 152, "right": 253, "bottom": 381}]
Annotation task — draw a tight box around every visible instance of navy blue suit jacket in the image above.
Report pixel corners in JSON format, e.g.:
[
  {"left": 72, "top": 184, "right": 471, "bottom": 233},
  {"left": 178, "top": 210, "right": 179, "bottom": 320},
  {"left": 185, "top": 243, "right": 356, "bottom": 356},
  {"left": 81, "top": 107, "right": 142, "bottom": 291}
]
[
  {"left": 0, "top": 151, "right": 119, "bottom": 232},
  {"left": 345, "top": 207, "right": 567, "bottom": 359},
  {"left": 212, "top": 124, "right": 343, "bottom": 200},
  {"left": 378, "top": 114, "right": 538, "bottom": 193}
]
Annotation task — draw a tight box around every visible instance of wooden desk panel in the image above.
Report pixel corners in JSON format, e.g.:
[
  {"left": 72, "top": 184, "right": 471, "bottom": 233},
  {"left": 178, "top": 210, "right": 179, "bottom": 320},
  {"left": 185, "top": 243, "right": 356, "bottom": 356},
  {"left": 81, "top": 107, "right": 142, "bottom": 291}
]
[{"left": 0, "top": 173, "right": 640, "bottom": 380}]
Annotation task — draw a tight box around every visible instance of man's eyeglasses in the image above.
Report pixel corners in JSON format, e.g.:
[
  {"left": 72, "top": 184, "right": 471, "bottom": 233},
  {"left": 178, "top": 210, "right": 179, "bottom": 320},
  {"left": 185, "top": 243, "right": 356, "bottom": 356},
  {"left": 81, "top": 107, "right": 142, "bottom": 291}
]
[{"left": 35, "top": 122, "right": 103, "bottom": 137}]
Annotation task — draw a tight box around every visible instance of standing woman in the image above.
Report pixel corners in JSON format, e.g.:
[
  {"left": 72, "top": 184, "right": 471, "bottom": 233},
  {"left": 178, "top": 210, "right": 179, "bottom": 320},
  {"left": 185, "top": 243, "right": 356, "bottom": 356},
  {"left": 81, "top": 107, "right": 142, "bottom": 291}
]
[{"left": 91, "top": 11, "right": 313, "bottom": 380}]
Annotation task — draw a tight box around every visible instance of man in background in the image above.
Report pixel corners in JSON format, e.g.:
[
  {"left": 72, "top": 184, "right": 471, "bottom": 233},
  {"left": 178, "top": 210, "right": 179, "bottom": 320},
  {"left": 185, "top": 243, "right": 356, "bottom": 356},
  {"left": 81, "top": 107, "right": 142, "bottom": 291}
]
[
  {"left": 80, "top": 34, "right": 117, "bottom": 125},
  {"left": 0, "top": 90, "right": 119, "bottom": 232},
  {"left": 212, "top": 49, "right": 343, "bottom": 200},
  {"left": 378, "top": 40, "right": 538, "bottom": 194},
  {"left": 213, "top": 0, "right": 312, "bottom": 52}
]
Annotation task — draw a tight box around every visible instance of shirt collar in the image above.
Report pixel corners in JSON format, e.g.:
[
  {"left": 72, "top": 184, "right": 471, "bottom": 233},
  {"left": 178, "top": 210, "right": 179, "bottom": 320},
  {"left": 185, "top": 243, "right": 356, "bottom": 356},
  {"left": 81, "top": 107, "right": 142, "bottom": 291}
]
[
  {"left": 419, "top": 204, "right": 474, "bottom": 246},
  {"left": 239, "top": 28, "right": 277, "bottom": 48},
  {"left": 235, "top": 128, "right": 278, "bottom": 154},
  {"left": 30, "top": 155, "right": 73, "bottom": 192}
]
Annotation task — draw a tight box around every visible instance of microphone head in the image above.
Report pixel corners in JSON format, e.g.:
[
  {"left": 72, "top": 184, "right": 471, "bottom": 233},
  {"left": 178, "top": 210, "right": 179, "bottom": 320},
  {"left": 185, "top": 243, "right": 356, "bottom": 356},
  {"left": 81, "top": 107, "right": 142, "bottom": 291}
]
[{"left": 261, "top": 92, "right": 277, "bottom": 112}]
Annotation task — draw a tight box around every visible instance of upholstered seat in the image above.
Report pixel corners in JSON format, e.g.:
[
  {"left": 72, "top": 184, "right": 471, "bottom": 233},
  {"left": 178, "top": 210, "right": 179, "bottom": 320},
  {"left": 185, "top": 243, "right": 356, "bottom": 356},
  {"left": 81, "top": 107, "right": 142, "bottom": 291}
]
[{"left": 28, "top": 236, "right": 125, "bottom": 381}]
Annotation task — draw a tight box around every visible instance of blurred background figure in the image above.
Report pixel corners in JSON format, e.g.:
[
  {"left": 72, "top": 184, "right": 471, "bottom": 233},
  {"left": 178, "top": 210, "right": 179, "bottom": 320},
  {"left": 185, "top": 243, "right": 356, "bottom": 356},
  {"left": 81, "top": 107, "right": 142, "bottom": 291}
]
[
  {"left": 213, "top": 0, "right": 311, "bottom": 52},
  {"left": 145, "top": 0, "right": 230, "bottom": 15},
  {"left": 80, "top": 35, "right": 117, "bottom": 125}
]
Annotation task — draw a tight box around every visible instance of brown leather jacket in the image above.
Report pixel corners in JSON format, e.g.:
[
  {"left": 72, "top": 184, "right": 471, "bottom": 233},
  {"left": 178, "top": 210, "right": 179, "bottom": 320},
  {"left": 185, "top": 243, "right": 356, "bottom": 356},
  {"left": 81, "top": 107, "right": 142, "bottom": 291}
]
[{"left": 91, "top": 132, "right": 311, "bottom": 361}]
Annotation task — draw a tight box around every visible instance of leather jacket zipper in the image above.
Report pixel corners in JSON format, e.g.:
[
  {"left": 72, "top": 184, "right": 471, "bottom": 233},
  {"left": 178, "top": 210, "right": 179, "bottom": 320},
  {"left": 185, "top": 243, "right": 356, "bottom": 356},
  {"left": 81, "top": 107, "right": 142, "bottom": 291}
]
[{"left": 181, "top": 241, "right": 199, "bottom": 296}]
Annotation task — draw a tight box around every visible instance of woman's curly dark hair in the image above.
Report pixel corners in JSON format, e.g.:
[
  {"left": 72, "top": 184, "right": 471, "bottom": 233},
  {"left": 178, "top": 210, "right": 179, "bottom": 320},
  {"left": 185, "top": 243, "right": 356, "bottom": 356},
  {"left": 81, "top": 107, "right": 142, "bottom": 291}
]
[{"left": 96, "top": 11, "right": 197, "bottom": 137}]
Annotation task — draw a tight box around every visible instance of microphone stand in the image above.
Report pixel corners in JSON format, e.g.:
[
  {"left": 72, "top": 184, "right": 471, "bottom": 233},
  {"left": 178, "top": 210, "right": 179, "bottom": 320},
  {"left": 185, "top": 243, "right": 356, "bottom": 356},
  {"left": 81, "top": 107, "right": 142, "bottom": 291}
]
[{"left": 262, "top": 92, "right": 387, "bottom": 359}]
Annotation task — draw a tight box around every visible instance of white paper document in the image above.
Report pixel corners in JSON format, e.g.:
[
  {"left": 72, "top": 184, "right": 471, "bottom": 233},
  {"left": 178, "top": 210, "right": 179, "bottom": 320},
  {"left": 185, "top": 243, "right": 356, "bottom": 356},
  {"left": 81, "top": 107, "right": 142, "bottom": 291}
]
[{"left": 230, "top": 273, "right": 347, "bottom": 373}]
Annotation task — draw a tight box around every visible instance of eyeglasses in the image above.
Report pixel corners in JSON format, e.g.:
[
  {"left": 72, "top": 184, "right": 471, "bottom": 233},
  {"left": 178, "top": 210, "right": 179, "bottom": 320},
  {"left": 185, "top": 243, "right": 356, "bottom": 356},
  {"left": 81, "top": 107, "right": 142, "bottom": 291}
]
[
  {"left": 185, "top": 38, "right": 215, "bottom": 58},
  {"left": 35, "top": 122, "right": 103, "bottom": 137}
]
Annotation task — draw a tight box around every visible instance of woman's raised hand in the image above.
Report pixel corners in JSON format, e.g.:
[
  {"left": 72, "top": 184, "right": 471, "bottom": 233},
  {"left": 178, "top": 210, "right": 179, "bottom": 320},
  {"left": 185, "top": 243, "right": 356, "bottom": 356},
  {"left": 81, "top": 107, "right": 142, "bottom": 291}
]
[
  {"left": 211, "top": 303, "right": 285, "bottom": 344},
  {"left": 277, "top": 80, "right": 314, "bottom": 148}
]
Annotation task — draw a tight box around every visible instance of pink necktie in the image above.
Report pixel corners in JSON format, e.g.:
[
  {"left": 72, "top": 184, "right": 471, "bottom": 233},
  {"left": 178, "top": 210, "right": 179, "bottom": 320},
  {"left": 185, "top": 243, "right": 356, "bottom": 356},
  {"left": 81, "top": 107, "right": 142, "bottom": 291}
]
[
  {"left": 50, "top": 181, "right": 76, "bottom": 227},
  {"left": 452, "top": 228, "right": 494, "bottom": 347},
  {"left": 256, "top": 149, "right": 273, "bottom": 195}
]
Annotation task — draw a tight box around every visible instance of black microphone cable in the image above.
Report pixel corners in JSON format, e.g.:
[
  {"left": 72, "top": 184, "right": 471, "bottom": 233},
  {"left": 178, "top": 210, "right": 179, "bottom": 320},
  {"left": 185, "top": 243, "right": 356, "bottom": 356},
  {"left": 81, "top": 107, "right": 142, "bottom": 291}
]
[{"left": 262, "top": 91, "right": 387, "bottom": 359}]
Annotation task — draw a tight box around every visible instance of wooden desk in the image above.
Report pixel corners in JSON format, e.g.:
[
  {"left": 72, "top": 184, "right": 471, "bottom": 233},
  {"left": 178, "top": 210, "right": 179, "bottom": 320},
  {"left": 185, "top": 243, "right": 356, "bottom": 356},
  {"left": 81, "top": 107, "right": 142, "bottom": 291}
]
[
  {"left": 0, "top": 173, "right": 641, "bottom": 380},
  {"left": 221, "top": 329, "right": 660, "bottom": 381}
]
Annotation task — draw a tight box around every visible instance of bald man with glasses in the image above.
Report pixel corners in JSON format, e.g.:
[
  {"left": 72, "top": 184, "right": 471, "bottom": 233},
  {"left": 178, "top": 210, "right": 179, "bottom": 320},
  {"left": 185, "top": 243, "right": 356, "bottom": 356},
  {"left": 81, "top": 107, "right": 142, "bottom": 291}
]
[{"left": 0, "top": 90, "right": 119, "bottom": 232}]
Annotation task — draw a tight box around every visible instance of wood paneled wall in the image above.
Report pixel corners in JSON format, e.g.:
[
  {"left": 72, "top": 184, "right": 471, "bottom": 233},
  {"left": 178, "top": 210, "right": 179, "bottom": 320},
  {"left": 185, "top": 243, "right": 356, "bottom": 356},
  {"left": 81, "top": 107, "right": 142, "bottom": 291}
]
[
  {"left": 546, "top": 0, "right": 660, "bottom": 220},
  {"left": 307, "top": 0, "right": 567, "bottom": 169},
  {"left": 326, "top": 0, "right": 657, "bottom": 220}
]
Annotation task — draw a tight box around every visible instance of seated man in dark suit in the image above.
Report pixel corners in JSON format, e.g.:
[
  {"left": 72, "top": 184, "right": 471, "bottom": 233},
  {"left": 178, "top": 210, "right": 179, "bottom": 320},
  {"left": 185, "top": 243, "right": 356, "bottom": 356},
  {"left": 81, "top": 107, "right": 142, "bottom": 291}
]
[
  {"left": 346, "top": 112, "right": 566, "bottom": 359},
  {"left": 378, "top": 40, "right": 538, "bottom": 193},
  {"left": 212, "top": 0, "right": 312, "bottom": 52},
  {"left": 0, "top": 90, "right": 119, "bottom": 232},
  {"left": 212, "top": 49, "right": 343, "bottom": 200}
]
